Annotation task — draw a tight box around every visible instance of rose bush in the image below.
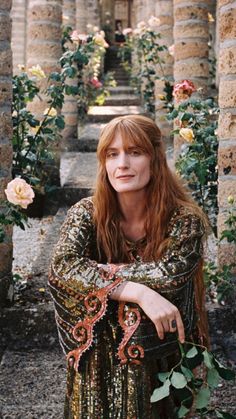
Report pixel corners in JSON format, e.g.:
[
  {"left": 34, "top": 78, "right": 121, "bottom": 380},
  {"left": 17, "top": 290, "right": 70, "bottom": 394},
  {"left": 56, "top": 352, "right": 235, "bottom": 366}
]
[
  {"left": 165, "top": 80, "right": 219, "bottom": 233},
  {"left": 118, "top": 18, "right": 167, "bottom": 117}
]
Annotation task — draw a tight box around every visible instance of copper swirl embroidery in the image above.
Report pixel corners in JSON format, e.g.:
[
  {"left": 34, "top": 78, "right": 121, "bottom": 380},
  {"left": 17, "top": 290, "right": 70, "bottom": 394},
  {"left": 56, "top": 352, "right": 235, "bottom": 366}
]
[
  {"left": 117, "top": 301, "right": 144, "bottom": 365},
  {"left": 67, "top": 277, "right": 124, "bottom": 371}
]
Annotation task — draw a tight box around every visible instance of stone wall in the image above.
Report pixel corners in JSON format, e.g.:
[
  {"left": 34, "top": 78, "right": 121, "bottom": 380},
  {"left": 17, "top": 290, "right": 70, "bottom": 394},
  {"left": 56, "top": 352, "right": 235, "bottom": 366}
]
[
  {"left": 11, "top": 0, "right": 27, "bottom": 72},
  {"left": 154, "top": 0, "right": 174, "bottom": 145},
  {"left": 0, "top": 0, "right": 13, "bottom": 306},
  {"left": 217, "top": 0, "right": 236, "bottom": 267}
]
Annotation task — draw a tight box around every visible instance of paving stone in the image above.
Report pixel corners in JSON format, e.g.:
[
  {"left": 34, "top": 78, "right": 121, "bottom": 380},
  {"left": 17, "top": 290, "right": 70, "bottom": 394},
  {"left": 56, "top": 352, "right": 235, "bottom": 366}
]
[{"left": 0, "top": 349, "right": 66, "bottom": 419}]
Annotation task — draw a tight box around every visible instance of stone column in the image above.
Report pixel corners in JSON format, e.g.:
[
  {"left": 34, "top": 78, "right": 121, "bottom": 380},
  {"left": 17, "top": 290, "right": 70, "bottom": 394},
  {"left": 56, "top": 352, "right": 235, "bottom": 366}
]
[
  {"left": 173, "top": 0, "right": 210, "bottom": 155},
  {"left": 0, "top": 0, "right": 13, "bottom": 306},
  {"left": 76, "top": 0, "right": 87, "bottom": 32},
  {"left": 27, "top": 0, "right": 63, "bottom": 184},
  {"left": 63, "top": 0, "right": 76, "bottom": 27},
  {"left": 62, "top": 0, "right": 78, "bottom": 150},
  {"left": 217, "top": 0, "right": 236, "bottom": 268},
  {"left": 100, "top": 0, "right": 115, "bottom": 43},
  {"left": 87, "top": 0, "right": 100, "bottom": 28},
  {"left": 154, "top": 0, "right": 174, "bottom": 146},
  {"left": 11, "top": 0, "right": 28, "bottom": 73},
  {"left": 76, "top": 0, "right": 100, "bottom": 32}
]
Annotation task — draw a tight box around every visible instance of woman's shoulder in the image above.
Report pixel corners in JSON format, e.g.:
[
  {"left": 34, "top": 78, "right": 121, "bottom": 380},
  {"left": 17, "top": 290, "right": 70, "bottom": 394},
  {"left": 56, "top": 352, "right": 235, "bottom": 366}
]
[
  {"left": 168, "top": 205, "right": 205, "bottom": 235},
  {"left": 67, "top": 197, "right": 94, "bottom": 219}
]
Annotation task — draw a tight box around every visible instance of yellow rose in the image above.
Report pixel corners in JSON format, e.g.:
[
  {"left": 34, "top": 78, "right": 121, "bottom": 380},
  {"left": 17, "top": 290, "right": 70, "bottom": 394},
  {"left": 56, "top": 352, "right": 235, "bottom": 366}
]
[
  {"left": 43, "top": 107, "right": 57, "bottom": 117},
  {"left": 179, "top": 128, "right": 195, "bottom": 143},
  {"left": 227, "top": 195, "right": 235, "bottom": 205},
  {"left": 28, "top": 64, "right": 46, "bottom": 80},
  {"left": 5, "top": 178, "right": 35, "bottom": 209},
  {"left": 93, "top": 33, "right": 109, "bottom": 48},
  {"left": 31, "top": 125, "right": 41, "bottom": 135}
]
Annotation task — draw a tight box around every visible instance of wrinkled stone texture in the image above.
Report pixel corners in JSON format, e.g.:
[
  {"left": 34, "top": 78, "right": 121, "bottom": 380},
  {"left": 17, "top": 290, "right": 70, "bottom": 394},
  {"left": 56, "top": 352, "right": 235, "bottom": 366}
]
[
  {"left": 154, "top": 0, "right": 173, "bottom": 143},
  {"left": 0, "top": 2, "right": 13, "bottom": 306},
  {"left": 218, "top": 112, "right": 236, "bottom": 140},
  {"left": 26, "top": 0, "right": 62, "bottom": 186},
  {"left": 218, "top": 0, "right": 236, "bottom": 268},
  {"left": 11, "top": 0, "right": 27, "bottom": 72},
  {"left": 173, "top": 0, "right": 210, "bottom": 159},
  {"left": 218, "top": 143, "right": 236, "bottom": 176},
  {"left": 61, "top": 1, "right": 78, "bottom": 146}
]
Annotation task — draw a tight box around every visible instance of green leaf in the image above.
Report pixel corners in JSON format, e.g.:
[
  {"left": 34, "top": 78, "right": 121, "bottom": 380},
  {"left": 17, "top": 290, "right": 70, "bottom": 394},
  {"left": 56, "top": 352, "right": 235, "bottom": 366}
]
[
  {"left": 216, "top": 410, "right": 236, "bottom": 419},
  {"left": 207, "top": 368, "right": 220, "bottom": 388},
  {"left": 171, "top": 372, "right": 187, "bottom": 389},
  {"left": 177, "top": 405, "right": 190, "bottom": 418},
  {"left": 195, "top": 387, "right": 211, "bottom": 410},
  {"left": 186, "top": 346, "right": 198, "bottom": 358},
  {"left": 150, "top": 379, "right": 170, "bottom": 403},
  {"left": 157, "top": 372, "right": 170, "bottom": 383},
  {"left": 213, "top": 358, "right": 235, "bottom": 380},
  {"left": 203, "top": 350, "right": 214, "bottom": 369},
  {"left": 180, "top": 365, "right": 194, "bottom": 380},
  {"left": 55, "top": 116, "right": 65, "bottom": 129}
]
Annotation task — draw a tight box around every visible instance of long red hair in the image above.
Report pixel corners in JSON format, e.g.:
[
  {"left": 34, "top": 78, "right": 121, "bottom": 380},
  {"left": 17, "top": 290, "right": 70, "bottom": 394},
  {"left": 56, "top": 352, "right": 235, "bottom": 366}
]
[
  {"left": 93, "top": 114, "right": 209, "bottom": 346},
  {"left": 93, "top": 114, "right": 208, "bottom": 262}
]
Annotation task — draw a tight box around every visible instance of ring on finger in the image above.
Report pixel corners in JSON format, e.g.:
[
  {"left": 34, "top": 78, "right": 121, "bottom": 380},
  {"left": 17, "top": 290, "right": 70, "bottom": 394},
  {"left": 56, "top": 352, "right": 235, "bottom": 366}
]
[{"left": 170, "top": 319, "right": 177, "bottom": 329}]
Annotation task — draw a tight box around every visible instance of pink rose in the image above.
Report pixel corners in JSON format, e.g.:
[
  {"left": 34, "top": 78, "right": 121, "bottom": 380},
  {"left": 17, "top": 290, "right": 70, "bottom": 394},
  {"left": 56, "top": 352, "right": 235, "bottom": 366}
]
[
  {"left": 71, "top": 30, "right": 87, "bottom": 43},
  {"left": 123, "top": 28, "right": 133, "bottom": 36},
  {"left": 5, "top": 178, "right": 35, "bottom": 209},
  {"left": 90, "top": 78, "right": 102, "bottom": 88},
  {"left": 173, "top": 80, "right": 196, "bottom": 103}
]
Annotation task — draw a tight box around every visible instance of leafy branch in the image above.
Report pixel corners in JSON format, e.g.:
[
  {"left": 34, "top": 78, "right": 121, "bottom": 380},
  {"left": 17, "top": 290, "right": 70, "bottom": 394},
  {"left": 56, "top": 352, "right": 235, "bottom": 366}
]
[{"left": 151, "top": 340, "right": 235, "bottom": 418}]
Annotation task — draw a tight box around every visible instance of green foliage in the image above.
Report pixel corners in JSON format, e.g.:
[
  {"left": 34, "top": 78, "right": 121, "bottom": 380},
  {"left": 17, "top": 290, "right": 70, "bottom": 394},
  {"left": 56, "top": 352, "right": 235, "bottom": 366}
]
[
  {"left": 118, "top": 28, "right": 167, "bottom": 117},
  {"left": 204, "top": 261, "right": 235, "bottom": 304},
  {"left": 204, "top": 201, "right": 236, "bottom": 304},
  {"left": 12, "top": 70, "right": 64, "bottom": 194},
  {"left": 220, "top": 206, "right": 236, "bottom": 244},
  {"left": 0, "top": 201, "right": 29, "bottom": 243},
  {"left": 167, "top": 97, "right": 219, "bottom": 233},
  {"left": 150, "top": 340, "right": 235, "bottom": 418}
]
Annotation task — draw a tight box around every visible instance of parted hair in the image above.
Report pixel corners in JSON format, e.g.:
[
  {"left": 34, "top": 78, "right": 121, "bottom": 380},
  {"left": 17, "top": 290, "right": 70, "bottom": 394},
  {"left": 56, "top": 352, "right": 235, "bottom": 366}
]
[{"left": 93, "top": 114, "right": 207, "bottom": 263}]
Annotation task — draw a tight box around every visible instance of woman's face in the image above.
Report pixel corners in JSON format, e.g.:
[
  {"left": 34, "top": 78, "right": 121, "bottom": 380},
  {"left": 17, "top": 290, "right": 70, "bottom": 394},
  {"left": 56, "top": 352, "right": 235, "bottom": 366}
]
[{"left": 105, "top": 131, "right": 151, "bottom": 194}]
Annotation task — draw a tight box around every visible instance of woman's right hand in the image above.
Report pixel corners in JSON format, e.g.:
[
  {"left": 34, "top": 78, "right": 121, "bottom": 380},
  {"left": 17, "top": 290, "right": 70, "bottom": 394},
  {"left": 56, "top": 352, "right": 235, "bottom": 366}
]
[{"left": 137, "top": 286, "right": 185, "bottom": 343}]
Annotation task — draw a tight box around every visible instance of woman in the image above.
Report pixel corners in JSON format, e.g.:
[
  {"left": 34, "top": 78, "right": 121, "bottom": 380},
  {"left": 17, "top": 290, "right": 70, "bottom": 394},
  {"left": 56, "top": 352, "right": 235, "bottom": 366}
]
[{"left": 49, "top": 115, "right": 209, "bottom": 419}]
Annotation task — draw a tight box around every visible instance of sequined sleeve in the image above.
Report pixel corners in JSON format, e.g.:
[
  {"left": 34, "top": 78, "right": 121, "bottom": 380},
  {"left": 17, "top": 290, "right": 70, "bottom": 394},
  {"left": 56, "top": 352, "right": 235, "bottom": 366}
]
[
  {"left": 117, "top": 212, "right": 204, "bottom": 293},
  {"left": 48, "top": 197, "right": 125, "bottom": 371}
]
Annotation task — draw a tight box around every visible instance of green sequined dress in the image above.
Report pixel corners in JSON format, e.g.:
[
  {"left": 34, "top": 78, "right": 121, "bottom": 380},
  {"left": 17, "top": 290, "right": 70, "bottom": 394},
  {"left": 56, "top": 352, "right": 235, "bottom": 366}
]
[{"left": 48, "top": 197, "right": 205, "bottom": 419}]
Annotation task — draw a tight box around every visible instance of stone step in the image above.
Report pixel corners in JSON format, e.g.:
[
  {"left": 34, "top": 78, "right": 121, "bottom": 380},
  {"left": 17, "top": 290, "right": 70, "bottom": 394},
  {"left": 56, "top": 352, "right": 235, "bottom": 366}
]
[
  {"left": 61, "top": 151, "right": 97, "bottom": 189},
  {"left": 116, "top": 79, "right": 130, "bottom": 86},
  {"left": 87, "top": 105, "right": 145, "bottom": 122},
  {"left": 111, "top": 70, "right": 128, "bottom": 77},
  {"left": 105, "top": 94, "right": 140, "bottom": 106},
  {"left": 108, "top": 85, "right": 135, "bottom": 95}
]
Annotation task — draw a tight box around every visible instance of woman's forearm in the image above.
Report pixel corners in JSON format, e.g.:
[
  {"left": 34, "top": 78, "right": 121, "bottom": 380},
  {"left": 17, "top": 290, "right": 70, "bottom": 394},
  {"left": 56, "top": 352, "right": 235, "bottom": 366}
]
[{"left": 109, "top": 280, "right": 147, "bottom": 305}]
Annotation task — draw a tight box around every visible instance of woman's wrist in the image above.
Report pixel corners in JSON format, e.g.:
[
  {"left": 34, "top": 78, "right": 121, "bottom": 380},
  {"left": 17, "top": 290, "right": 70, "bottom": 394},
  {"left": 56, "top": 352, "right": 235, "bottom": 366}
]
[{"left": 109, "top": 281, "right": 148, "bottom": 304}]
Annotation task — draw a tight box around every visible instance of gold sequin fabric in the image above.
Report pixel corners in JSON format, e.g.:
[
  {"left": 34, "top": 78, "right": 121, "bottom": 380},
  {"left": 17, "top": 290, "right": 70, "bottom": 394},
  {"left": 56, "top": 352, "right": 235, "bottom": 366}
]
[{"left": 48, "top": 197, "right": 205, "bottom": 419}]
